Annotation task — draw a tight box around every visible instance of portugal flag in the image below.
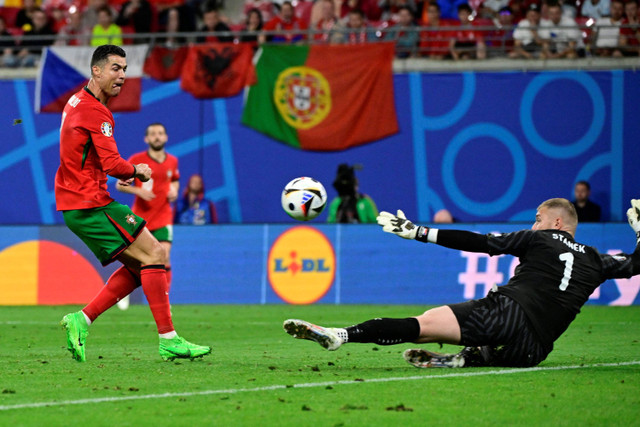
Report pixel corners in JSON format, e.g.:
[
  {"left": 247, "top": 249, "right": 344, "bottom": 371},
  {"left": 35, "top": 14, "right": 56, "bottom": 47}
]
[{"left": 241, "top": 43, "right": 398, "bottom": 151}]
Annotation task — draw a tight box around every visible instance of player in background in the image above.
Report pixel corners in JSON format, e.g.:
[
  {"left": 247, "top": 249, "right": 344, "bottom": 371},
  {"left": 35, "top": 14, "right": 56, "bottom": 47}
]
[
  {"left": 116, "top": 123, "right": 179, "bottom": 309},
  {"left": 56, "top": 44, "right": 211, "bottom": 362},
  {"left": 284, "top": 198, "right": 640, "bottom": 368}
]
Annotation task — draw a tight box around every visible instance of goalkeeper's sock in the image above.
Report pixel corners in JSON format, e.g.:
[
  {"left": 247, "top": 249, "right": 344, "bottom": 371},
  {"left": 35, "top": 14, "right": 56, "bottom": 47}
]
[
  {"left": 83, "top": 265, "right": 138, "bottom": 322},
  {"left": 345, "top": 318, "right": 420, "bottom": 345},
  {"left": 141, "top": 265, "right": 174, "bottom": 334}
]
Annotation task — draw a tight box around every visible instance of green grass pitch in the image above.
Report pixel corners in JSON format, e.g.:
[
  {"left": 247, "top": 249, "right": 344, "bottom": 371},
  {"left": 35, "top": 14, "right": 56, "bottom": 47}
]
[{"left": 0, "top": 304, "right": 639, "bottom": 425}]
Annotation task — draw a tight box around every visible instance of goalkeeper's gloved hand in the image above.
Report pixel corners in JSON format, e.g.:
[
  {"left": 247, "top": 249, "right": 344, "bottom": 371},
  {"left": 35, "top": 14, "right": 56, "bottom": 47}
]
[
  {"left": 627, "top": 199, "right": 640, "bottom": 236},
  {"left": 377, "top": 210, "right": 420, "bottom": 240}
]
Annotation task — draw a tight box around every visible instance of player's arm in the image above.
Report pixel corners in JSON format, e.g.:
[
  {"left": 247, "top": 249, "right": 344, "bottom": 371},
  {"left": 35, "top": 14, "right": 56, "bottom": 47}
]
[
  {"left": 376, "top": 210, "right": 490, "bottom": 252},
  {"left": 168, "top": 180, "right": 179, "bottom": 202},
  {"left": 604, "top": 199, "right": 640, "bottom": 278}
]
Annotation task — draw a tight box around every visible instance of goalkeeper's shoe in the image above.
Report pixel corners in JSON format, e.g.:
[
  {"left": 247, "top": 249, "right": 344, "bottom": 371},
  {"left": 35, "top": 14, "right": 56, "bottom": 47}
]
[
  {"left": 403, "top": 348, "right": 466, "bottom": 368},
  {"left": 61, "top": 311, "right": 89, "bottom": 362},
  {"left": 283, "top": 319, "right": 343, "bottom": 351},
  {"left": 159, "top": 336, "right": 212, "bottom": 361}
]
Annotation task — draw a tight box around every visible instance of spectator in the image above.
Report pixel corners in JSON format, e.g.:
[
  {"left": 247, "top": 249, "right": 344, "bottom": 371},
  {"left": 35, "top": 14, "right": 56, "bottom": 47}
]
[
  {"left": 261, "top": 1, "right": 307, "bottom": 43},
  {"left": 294, "top": 0, "right": 314, "bottom": 25},
  {"left": 331, "top": 8, "right": 377, "bottom": 43},
  {"left": 593, "top": 0, "right": 624, "bottom": 56},
  {"left": 433, "top": 208, "right": 455, "bottom": 223},
  {"left": 450, "top": 3, "right": 487, "bottom": 59},
  {"left": 55, "top": 7, "right": 89, "bottom": 46},
  {"left": 198, "top": 8, "right": 233, "bottom": 42},
  {"left": 239, "top": 7, "right": 263, "bottom": 46},
  {"left": 15, "top": 0, "right": 39, "bottom": 29},
  {"left": 482, "top": 0, "right": 512, "bottom": 18},
  {"left": 243, "top": 0, "right": 276, "bottom": 23},
  {"left": 508, "top": 0, "right": 527, "bottom": 22},
  {"left": 159, "top": 7, "right": 188, "bottom": 46},
  {"left": 571, "top": 180, "right": 601, "bottom": 222},
  {"left": 116, "top": 0, "right": 154, "bottom": 43},
  {"left": 378, "top": 0, "right": 417, "bottom": 23},
  {"left": 383, "top": 5, "right": 419, "bottom": 57},
  {"left": 0, "top": 16, "right": 19, "bottom": 68},
  {"left": 487, "top": 5, "right": 515, "bottom": 56},
  {"left": 580, "top": 0, "right": 610, "bottom": 19},
  {"left": 90, "top": 6, "right": 122, "bottom": 47},
  {"left": 619, "top": 0, "right": 640, "bottom": 56},
  {"left": 175, "top": 174, "right": 218, "bottom": 225},
  {"left": 82, "top": 0, "right": 118, "bottom": 35},
  {"left": 327, "top": 164, "right": 379, "bottom": 224},
  {"left": 46, "top": 1, "right": 69, "bottom": 33},
  {"left": 312, "top": 0, "right": 339, "bottom": 43},
  {"left": 510, "top": 2, "right": 544, "bottom": 58},
  {"left": 539, "top": 1, "right": 582, "bottom": 58},
  {"left": 419, "top": 1, "right": 455, "bottom": 59},
  {"left": 16, "top": 8, "right": 55, "bottom": 67}
]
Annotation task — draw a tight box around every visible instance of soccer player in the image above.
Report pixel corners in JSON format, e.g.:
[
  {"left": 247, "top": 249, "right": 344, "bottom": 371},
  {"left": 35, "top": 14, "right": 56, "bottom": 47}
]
[
  {"left": 116, "top": 122, "right": 179, "bottom": 308},
  {"left": 56, "top": 44, "right": 211, "bottom": 362},
  {"left": 284, "top": 198, "right": 640, "bottom": 368}
]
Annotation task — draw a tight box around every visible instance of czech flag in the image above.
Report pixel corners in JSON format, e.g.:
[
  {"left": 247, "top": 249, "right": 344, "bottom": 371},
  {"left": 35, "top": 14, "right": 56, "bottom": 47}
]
[{"left": 35, "top": 45, "right": 149, "bottom": 113}]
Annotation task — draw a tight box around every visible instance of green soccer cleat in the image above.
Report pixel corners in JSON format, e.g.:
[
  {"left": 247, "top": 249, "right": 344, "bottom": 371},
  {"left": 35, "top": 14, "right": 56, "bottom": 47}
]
[
  {"left": 159, "top": 336, "right": 212, "bottom": 361},
  {"left": 283, "top": 319, "right": 343, "bottom": 351},
  {"left": 61, "top": 311, "right": 89, "bottom": 362}
]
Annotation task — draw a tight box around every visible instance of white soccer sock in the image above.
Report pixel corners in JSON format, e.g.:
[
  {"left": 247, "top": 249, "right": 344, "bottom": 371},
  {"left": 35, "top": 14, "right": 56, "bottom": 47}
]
[
  {"left": 81, "top": 310, "right": 92, "bottom": 326},
  {"left": 333, "top": 328, "right": 348, "bottom": 342},
  {"left": 159, "top": 331, "right": 177, "bottom": 339}
]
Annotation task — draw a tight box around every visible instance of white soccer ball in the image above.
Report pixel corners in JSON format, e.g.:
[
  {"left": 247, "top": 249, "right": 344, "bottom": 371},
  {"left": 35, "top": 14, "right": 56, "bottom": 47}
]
[{"left": 281, "top": 177, "right": 327, "bottom": 221}]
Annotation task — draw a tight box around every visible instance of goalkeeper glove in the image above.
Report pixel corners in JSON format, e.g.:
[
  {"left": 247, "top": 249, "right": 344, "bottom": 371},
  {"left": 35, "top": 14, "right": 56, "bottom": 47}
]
[
  {"left": 627, "top": 199, "right": 640, "bottom": 236},
  {"left": 377, "top": 210, "right": 422, "bottom": 240}
]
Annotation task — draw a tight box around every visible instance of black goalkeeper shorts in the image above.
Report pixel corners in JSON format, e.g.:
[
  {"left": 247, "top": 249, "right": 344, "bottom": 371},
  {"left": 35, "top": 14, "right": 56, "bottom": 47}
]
[{"left": 448, "top": 292, "right": 552, "bottom": 367}]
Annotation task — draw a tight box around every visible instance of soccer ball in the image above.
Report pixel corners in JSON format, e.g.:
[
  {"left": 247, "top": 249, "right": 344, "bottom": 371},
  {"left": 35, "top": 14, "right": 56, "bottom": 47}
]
[{"left": 281, "top": 177, "right": 327, "bottom": 221}]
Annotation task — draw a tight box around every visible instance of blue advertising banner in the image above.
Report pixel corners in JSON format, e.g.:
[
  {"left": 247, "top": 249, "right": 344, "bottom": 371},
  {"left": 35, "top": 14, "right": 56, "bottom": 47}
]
[
  {"left": 0, "top": 70, "right": 638, "bottom": 225},
  {"left": 0, "top": 223, "right": 638, "bottom": 306}
]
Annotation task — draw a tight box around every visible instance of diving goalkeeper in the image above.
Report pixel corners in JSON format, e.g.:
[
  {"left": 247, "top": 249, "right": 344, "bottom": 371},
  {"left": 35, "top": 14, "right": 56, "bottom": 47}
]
[{"left": 284, "top": 198, "right": 640, "bottom": 368}]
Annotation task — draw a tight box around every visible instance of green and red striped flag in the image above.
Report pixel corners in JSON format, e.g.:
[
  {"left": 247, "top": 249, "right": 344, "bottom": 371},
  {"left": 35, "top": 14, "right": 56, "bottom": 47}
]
[{"left": 241, "top": 43, "right": 398, "bottom": 151}]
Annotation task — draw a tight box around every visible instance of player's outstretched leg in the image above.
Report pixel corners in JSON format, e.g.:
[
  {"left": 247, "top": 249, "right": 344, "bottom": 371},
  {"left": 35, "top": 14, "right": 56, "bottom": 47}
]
[
  {"left": 61, "top": 311, "right": 89, "bottom": 362},
  {"left": 283, "top": 319, "right": 343, "bottom": 351},
  {"left": 159, "top": 336, "right": 212, "bottom": 361},
  {"left": 403, "top": 346, "right": 492, "bottom": 368}
]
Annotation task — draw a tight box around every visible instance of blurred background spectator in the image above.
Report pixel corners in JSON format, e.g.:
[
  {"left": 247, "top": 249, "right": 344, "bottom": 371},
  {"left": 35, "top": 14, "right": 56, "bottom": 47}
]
[
  {"left": 16, "top": 8, "right": 55, "bottom": 66},
  {"left": 581, "top": 0, "right": 610, "bottom": 19},
  {"left": 332, "top": 8, "right": 377, "bottom": 43},
  {"left": 116, "top": 0, "right": 153, "bottom": 43},
  {"left": 238, "top": 7, "right": 263, "bottom": 47},
  {"left": 450, "top": 3, "right": 486, "bottom": 59},
  {"left": 619, "top": 0, "right": 640, "bottom": 56},
  {"left": 90, "top": 6, "right": 122, "bottom": 46},
  {"left": 15, "top": 0, "right": 39, "bottom": 29},
  {"left": 420, "top": 1, "right": 455, "bottom": 59},
  {"left": 55, "top": 6, "right": 89, "bottom": 45},
  {"left": 572, "top": 180, "right": 601, "bottom": 222},
  {"left": 197, "top": 7, "right": 232, "bottom": 42},
  {"left": 433, "top": 208, "right": 455, "bottom": 223},
  {"left": 312, "top": 0, "right": 339, "bottom": 43},
  {"left": 539, "top": 1, "right": 582, "bottom": 58},
  {"left": 510, "top": 2, "right": 543, "bottom": 58},
  {"left": 175, "top": 174, "right": 218, "bottom": 225},
  {"left": 384, "top": 5, "right": 419, "bottom": 57},
  {"left": 0, "top": 15, "right": 19, "bottom": 67},
  {"left": 262, "top": 1, "right": 307, "bottom": 43},
  {"left": 594, "top": 0, "right": 624, "bottom": 56}
]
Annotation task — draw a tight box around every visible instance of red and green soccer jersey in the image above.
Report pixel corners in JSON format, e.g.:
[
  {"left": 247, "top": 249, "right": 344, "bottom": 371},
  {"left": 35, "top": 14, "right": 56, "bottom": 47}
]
[
  {"left": 128, "top": 151, "right": 180, "bottom": 231},
  {"left": 55, "top": 87, "right": 135, "bottom": 211}
]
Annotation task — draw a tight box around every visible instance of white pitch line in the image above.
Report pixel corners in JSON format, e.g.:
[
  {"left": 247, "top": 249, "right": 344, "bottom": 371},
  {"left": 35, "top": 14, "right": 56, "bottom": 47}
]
[{"left": 1, "top": 360, "right": 638, "bottom": 411}]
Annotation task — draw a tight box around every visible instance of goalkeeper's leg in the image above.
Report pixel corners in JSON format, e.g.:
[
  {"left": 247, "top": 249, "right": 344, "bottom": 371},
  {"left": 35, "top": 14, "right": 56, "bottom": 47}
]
[{"left": 284, "top": 306, "right": 461, "bottom": 350}]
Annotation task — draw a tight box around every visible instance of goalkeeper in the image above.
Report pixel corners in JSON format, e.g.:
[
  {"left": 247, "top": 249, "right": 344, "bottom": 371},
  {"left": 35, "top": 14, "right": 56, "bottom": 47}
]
[{"left": 284, "top": 198, "right": 640, "bottom": 368}]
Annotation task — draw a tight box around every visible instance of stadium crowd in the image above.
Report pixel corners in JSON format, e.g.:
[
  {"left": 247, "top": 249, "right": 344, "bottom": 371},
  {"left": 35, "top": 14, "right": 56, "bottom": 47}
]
[{"left": 0, "top": 0, "right": 639, "bottom": 66}]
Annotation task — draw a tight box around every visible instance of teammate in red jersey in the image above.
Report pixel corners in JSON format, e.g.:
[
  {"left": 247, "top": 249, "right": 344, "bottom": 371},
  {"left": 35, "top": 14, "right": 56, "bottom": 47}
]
[
  {"left": 57, "top": 44, "right": 211, "bottom": 362},
  {"left": 116, "top": 123, "right": 179, "bottom": 306}
]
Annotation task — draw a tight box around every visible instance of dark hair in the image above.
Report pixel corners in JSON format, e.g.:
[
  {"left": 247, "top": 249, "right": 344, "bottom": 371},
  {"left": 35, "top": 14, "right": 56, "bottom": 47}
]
[
  {"left": 349, "top": 8, "right": 365, "bottom": 17},
  {"left": 96, "top": 5, "right": 113, "bottom": 17},
  {"left": 246, "top": 7, "right": 263, "bottom": 29},
  {"left": 428, "top": 1, "right": 441, "bottom": 11},
  {"left": 333, "top": 164, "right": 361, "bottom": 197},
  {"left": 398, "top": 5, "right": 415, "bottom": 16},
  {"left": 145, "top": 122, "right": 167, "bottom": 135},
  {"left": 91, "top": 44, "right": 126, "bottom": 68},
  {"left": 457, "top": 3, "right": 473, "bottom": 13},
  {"left": 576, "top": 180, "right": 591, "bottom": 191}
]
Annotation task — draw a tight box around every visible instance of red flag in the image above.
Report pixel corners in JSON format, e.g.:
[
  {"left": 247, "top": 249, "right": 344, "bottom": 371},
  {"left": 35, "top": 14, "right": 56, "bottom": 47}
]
[
  {"left": 179, "top": 43, "right": 256, "bottom": 99},
  {"left": 143, "top": 46, "right": 189, "bottom": 82}
]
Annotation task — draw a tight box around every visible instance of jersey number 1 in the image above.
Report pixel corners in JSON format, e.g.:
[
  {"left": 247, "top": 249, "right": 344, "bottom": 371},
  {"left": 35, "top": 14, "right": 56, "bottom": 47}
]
[{"left": 558, "top": 252, "right": 574, "bottom": 291}]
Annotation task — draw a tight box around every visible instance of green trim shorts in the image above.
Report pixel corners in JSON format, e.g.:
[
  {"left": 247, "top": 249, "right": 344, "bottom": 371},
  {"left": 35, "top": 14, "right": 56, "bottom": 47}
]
[
  {"left": 63, "top": 201, "right": 146, "bottom": 266},
  {"left": 151, "top": 225, "right": 173, "bottom": 243}
]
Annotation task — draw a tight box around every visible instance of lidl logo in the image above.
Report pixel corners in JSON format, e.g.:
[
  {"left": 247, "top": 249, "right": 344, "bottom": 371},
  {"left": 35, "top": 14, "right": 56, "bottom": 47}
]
[{"left": 268, "top": 226, "right": 335, "bottom": 304}]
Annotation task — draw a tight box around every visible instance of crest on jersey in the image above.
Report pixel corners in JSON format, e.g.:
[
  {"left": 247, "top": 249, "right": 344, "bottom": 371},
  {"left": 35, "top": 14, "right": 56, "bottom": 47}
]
[
  {"left": 125, "top": 214, "right": 137, "bottom": 226},
  {"left": 100, "top": 122, "right": 113, "bottom": 137}
]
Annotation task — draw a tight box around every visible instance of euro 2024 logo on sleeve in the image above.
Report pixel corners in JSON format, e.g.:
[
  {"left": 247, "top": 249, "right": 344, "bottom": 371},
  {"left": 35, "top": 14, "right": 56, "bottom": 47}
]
[
  {"left": 273, "top": 66, "right": 331, "bottom": 130},
  {"left": 268, "top": 226, "right": 335, "bottom": 304}
]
